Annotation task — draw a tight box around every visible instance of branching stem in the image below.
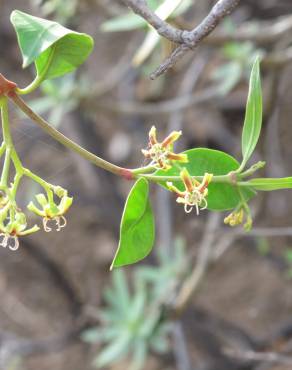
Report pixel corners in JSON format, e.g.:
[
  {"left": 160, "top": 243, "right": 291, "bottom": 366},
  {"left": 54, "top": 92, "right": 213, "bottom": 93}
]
[{"left": 6, "top": 91, "right": 261, "bottom": 187}]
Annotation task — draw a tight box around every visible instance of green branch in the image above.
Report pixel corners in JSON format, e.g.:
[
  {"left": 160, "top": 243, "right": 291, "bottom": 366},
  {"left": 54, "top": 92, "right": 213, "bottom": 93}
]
[{"left": 9, "top": 92, "right": 133, "bottom": 179}]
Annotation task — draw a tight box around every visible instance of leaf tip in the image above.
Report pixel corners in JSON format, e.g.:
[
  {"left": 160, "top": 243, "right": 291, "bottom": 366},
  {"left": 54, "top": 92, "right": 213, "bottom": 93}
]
[{"left": 10, "top": 9, "right": 19, "bottom": 21}]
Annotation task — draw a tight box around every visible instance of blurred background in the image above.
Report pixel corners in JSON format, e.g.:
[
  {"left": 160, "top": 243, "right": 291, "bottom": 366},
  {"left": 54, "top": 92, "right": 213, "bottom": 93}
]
[{"left": 1, "top": 0, "right": 292, "bottom": 369}]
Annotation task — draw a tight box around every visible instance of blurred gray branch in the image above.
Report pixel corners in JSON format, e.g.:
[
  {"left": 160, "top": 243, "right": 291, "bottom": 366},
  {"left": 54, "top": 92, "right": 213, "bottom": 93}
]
[{"left": 122, "top": 0, "right": 241, "bottom": 78}]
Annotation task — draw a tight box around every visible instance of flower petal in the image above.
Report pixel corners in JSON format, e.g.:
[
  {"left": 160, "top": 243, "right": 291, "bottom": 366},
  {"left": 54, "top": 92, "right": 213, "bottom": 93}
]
[
  {"left": 149, "top": 126, "right": 158, "bottom": 145},
  {"left": 19, "top": 224, "right": 40, "bottom": 236},
  {"left": 141, "top": 149, "right": 151, "bottom": 158},
  {"left": 167, "top": 152, "right": 188, "bottom": 163},
  {"left": 162, "top": 130, "right": 182, "bottom": 148},
  {"left": 27, "top": 201, "right": 45, "bottom": 217},
  {"left": 166, "top": 182, "right": 185, "bottom": 197},
  {"left": 180, "top": 168, "right": 194, "bottom": 193},
  {"left": 199, "top": 173, "right": 213, "bottom": 193}
]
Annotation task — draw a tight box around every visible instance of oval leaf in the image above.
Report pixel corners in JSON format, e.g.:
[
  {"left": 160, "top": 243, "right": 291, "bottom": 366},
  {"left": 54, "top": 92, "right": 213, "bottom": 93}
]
[
  {"left": 241, "top": 57, "right": 262, "bottom": 168},
  {"left": 155, "top": 148, "right": 255, "bottom": 211},
  {"left": 111, "top": 178, "right": 155, "bottom": 269},
  {"left": 11, "top": 10, "right": 94, "bottom": 80},
  {"left": 245, "top": 177, "right": 292, "bottom": 191}
]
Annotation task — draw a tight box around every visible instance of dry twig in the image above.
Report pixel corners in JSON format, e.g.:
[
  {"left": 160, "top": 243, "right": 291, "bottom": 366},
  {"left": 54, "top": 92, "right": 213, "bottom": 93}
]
[{"left": 123, "top": 0, "right": 240, "bottom": 78}]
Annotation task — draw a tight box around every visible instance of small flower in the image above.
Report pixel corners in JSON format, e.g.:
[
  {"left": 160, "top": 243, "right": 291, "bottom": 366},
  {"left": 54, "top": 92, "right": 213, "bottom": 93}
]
[
  {"left": 167, "top": 168, "right": 213, "bottom": 215},
  {"left": 224, "top": 207, "right": 252, "bottom": 231},
  {"left": 224, "top": 209, "right": 244, "bottom": 227},
  {"left": 142, "top": 126, "right": 188, "bottom": 170},
  {"left": 0, "top": 206, "right": 39, "bottom": 251},
  {"left": 27, "top": 188, "right": 73, "bottom": 232}
]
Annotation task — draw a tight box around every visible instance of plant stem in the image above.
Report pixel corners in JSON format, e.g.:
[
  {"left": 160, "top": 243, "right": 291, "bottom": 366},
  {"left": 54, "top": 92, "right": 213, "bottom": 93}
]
[
  {"left": 1, "top": 147, "right": 11, "bottom": 187},
  {"left": 23, "top": 168, "right": 52, "bottom": 193},
  {"left": 0, "top": 142, "right": 5, "bottom": 157},
  {"left": 0, "top": 96, "right": 24, "bottom": 190},
  {"left": 15, "top": 76, "right": 43, "bottom": 95},
  {"left": 0, "top": 97, "right": 12, "bottom": 187},
  {"left": 7, "top": 92, "right": 242, "bottom": 184},
  {"left": 138, "top": 173, "right": 231, "bottom": 183},
  {"left": 11, "top": 172, "right": 22, "bottom": 198},
  {"left": 23, "top": 168, "right": 57, "bottom": 208},
  {"left": 9, "top": 92, "right": 133, "bottom": 179},
  {"left": 239, "top": 161, "right": 266, "bottom": 179},
  {"left": 6, "top": 92, "right": 266, "bottom": 187},
  {"left": 0, "top": 96, "right": 13, "bottom": 146},
  {"left": 131, "top": 164, "right": 156, "bottom": 175},
  {"left": 15, "top": 45, "right": 57, "bottom": 95}
]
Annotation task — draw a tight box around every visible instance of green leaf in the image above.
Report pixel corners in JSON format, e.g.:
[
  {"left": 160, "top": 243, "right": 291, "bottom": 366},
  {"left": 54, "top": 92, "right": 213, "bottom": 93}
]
[
  {"left": 11, "top": 10, "right": 93, "bottom": 81},
  {"left": 110, "top": 270, "right": 131, "bottom": 313},
  {"left": 155, "top": 148, "right": 255, "bottom": 211},
  {"left": 94, "top": 332, "right": 131, "bottom": 368},
  {"left": 111, "top": 178, "right": 155, "bottom": 268},
  {"left": 241, "top": 57, "right": 262, "bottom": 168},
  {"left": 81, "top": 327, "right": 101, "bottom": 343},
  {"left": 245, "top": 177, "right": 292, "bottom": 191}
]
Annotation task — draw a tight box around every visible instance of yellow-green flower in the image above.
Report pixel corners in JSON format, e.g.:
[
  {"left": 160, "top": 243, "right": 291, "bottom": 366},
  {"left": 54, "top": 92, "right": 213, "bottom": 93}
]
[
  {"left": 0, "top": 205, "right": 39, "bottom": 251},
  {"left": 167, "top": 168, "right": 213, "bottom": 214},
  {"left": 142, "top": 126, "right": 188, "bottom": 170},
  {"left": 27, "top": 188, "right": 73, "bottom": 232},
  {"left": 224, "top": 209, "right": 244, "bottom": 227},
  {"left": 224, "top": 207, "right": 252, "bottom": 231}
]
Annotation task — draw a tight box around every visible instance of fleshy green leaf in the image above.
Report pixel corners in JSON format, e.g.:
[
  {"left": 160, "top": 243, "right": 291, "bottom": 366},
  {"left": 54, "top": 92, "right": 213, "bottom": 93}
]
[
  {"left": 11, "top": 10, "right": 93, "bottom": 81},
  {"left": 241, "top": 57, "right": 262, "bottom": 168},
  {"left": 93, "top": 333, "right": 131, "bottom": 368},
  {"left": 111, "top": 178, "right": 155, "bottom": 268},
  {"left": 155, "top": 148, "right": 255, "bottom": 211},
  {"left": 245, "top": 177, "right": 292, "bottom": 191}
]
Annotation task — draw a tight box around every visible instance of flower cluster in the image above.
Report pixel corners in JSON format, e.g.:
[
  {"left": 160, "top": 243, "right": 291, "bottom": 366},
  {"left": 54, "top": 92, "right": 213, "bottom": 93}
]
[
  {"left": 224, "top": 207, "right": 252, "bottom": 231},
  {"left": 142, "top": 126, "right": 188, "bottom": 170},
  {"left": 167, "top": 168, "right": 213, "bottom": 215},
  {"left": 0, "top": 185, "right": 72, "bottom": 252}
]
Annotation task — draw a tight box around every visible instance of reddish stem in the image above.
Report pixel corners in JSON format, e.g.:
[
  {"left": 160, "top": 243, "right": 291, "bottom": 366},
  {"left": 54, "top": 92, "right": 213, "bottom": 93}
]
[
  {"left": 0, "top": 74, "right": 17, "bottom": 96},
  {"left": 119, "top": 168, "right": 134, "bottom": 181}
]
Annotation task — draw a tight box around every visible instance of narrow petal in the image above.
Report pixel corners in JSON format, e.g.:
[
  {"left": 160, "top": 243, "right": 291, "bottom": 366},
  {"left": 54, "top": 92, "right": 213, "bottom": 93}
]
[
  {"left": 19, "top": 224, "right": 40, "bottom": 236},
  {"left": 158, "top": 158, "right": 171, "bottom": 170},
  {"left": 167, "top": 152, "right": 188, "bottom": 163},
  {"left": 176, "top": 197, "right": 187, "bottom": 204},
  {"left": 0, "top": 204, "right": 9, "bottom": 222},
  {"left": 199, "top": 173, "right": 213, "bottom": 193},
  {"left": 27, "top": 201, "right": 45, "bottom": 217},
  {"left": 36, "top": 193, "right": 48, "bottom": 207},
  {"left": 180, "top": 168, "right": 194, "bottom": 193},
  {"left": 149, "top": 126, "right": 158, "bottom": 145},
  {"left": 167, "top": 182, "right": 185, "bottom": 197},
  {"left": 162, "top": 130, "right": 182, "bottom": 148},
  {"left": 59, "top": 196, "right": 73, "bottom": 214},
  {"left": 141, "top": 149, "right": 151, "bottom": 158}
]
